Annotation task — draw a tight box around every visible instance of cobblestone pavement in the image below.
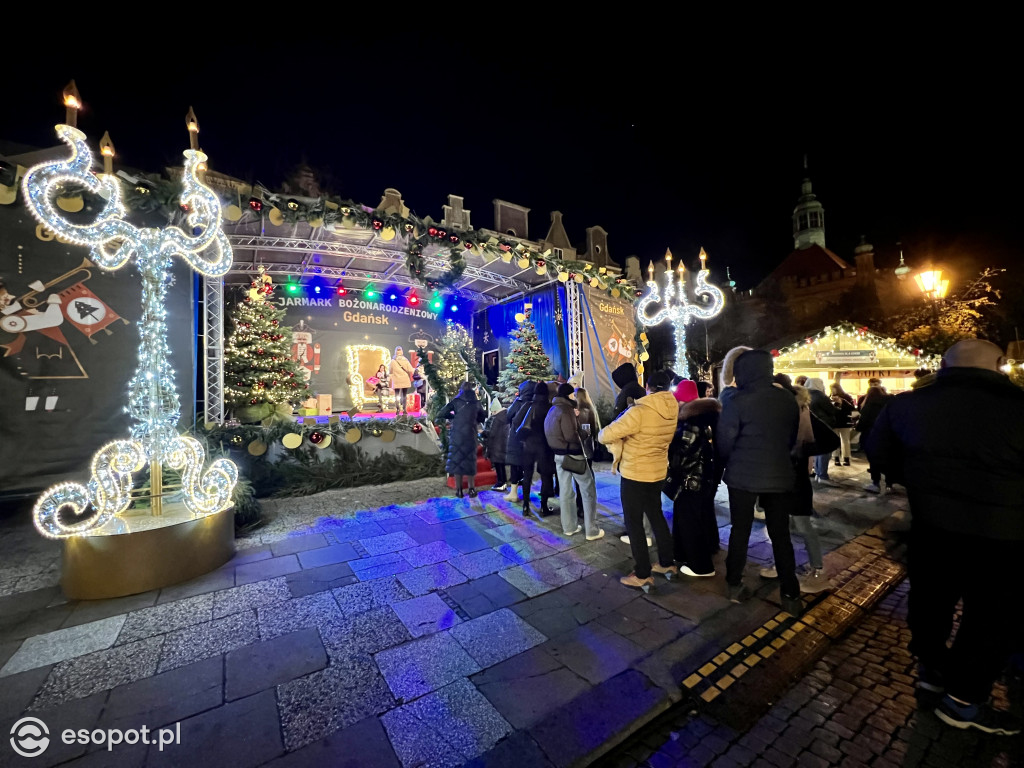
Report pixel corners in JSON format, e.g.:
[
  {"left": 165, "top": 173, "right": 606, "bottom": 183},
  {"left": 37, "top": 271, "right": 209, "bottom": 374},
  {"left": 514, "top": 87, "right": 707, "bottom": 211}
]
[
  {"left": 598, "top": 582, "right": 1024, "bottom": 768},
  {"left": 0, "top": 458, "right": 911, "bottom": 767}
]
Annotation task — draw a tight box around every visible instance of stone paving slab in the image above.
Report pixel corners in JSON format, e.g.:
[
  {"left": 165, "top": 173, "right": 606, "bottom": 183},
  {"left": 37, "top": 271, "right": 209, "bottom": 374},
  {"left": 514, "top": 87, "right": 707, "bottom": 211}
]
[
  {"left": 262, "top": 714, "right": 400, "bottom": 768},
  {"left": 226, "top": 627, "right": 327, "bottom": 701},
  {"left": 0, "top": 461, "right": 908, "bottom": 768},
  {"left": 0, "top": 614, "right": 126, "bottom": 677}
]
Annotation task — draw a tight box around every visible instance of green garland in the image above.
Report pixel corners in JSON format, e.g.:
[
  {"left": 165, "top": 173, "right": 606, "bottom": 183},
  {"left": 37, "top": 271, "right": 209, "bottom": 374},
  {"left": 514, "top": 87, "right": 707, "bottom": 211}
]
[{"left": 65, "top": 174, "right": 641, "bottom": 300}]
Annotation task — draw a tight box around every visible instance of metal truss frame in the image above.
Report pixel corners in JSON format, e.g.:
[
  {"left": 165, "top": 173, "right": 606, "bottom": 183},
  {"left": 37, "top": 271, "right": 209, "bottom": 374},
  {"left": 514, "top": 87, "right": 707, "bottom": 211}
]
[
  {"left": 564, "top": 280, "right": 584, "bottom": 382},
  {"left": 202, "top": 275, "right": 226, "bottom": 425}
]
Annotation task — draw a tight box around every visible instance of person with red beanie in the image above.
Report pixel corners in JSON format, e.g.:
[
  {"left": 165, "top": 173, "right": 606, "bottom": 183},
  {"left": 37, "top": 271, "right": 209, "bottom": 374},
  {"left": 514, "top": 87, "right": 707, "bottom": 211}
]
[{"left": 665, "top": 380, "right": 722, "bottom": 576}]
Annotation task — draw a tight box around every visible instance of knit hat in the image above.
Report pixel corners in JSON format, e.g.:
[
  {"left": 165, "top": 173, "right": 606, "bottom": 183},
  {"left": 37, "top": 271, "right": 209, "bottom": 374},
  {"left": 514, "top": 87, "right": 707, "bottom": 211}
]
[
  {"left": 556, "top": 383, "right": 575, "bottom": 399},
  {"left": 673, "top": 380, "right": 699, "bottom": 403}
]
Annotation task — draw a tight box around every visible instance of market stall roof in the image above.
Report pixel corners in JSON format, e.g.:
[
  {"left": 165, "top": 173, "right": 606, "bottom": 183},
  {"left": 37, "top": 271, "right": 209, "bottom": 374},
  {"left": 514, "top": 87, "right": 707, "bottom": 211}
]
[{"left": 766, "top": 321, "right": 939, "bottom": 370}]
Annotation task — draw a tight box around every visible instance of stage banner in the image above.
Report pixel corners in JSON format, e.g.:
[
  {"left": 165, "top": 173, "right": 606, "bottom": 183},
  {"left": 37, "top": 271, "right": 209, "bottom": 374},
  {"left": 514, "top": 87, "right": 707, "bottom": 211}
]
[
  {"left": 580, "top": 286, "right": 636, "bottom": 408},
  {"left": 268, "top": 292, "right": 451, "bottom": 410},
  {"left": 0, "top": 203, "right": 195, "bottom": 497}
]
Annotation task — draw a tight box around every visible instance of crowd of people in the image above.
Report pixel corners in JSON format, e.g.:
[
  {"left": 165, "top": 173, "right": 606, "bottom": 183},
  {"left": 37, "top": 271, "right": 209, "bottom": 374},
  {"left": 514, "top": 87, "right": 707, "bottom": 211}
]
[{"left": 439, "top": 339, "right": 1023, "bottom": 736}]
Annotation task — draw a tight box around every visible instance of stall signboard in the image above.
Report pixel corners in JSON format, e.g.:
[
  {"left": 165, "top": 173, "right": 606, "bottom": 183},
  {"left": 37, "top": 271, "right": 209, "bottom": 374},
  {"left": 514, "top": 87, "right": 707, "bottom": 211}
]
[{"left": 815, "top": 349, "right": 878, "bottom": 365}]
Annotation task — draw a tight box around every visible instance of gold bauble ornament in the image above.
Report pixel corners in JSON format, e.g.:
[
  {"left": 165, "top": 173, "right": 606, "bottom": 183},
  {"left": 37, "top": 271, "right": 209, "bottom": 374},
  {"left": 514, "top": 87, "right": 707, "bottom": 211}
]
[
  {"left": 281, "top": 432, "right": 303, "bottom": 449},
  {"left": 640, "top": 351, "right": 650, "bottom": 362},
  {"left": 268, "top": 208, "right": 285, "bottom": 226},
  {"left": 590, "top": 277, "right": 600, "bottom": 287},
  {"left": 380, "top": 429, "right": 396, "bottom": 443},
  {"left": 557, "top": 272, "right": 569, "bottom": 282},
  {"left": 345, "top": 428, "right": 362, "bottom": 443},
  {"left": 501, "top": 252, "right": 514, "bottom": 263},
  {"left": 224, "top": 204, "right": 243, "bottom": 222},
  {"left": 535, "top": 265, "right": 546, "bottom": 276},
  {"left": 611, "top": 288, "right": 621, "bottom": 298},
  {"left": 247, "top": 440, "right": 268, "bottom": 456},
  {"left": 517, "top": 257, "right": 530, "bottom": 269},
  {"left": 308, "top": 216, "right": 324, "bottom": 228},
  {"left": 380, "top": 226, "right": 396, "bottom": 241},
  {"left": 574, "top": 273, "right": 585, "bottom": 283},
  {"left": 514, "top": 313, "right": 526, "bottom": 323}
]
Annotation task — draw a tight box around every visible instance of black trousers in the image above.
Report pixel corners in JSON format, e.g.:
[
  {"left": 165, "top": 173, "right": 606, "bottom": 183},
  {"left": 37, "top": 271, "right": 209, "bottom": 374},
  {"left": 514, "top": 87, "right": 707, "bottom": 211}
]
[
  {"left": 509, "top": 464, "right": 523, "bottom": 485},
  {"left": 702, "top": 481, "right": 722, "bottom": 553},
  {"left": 620, "top": 477, "right": 674, "bottom": 579},
  {"left": 673, "top": 489, "right": 715, "bottom": 574},
  {"left": 726, "top": 487, "right": 799, "bottom": 597},
  {"left": 521, "top": 448, "right": 554, "bottom": 500},
  {"left": 493, "top": 462, "right": 508, "bottom": 486},
  {"left": 908, "top": 523, "right": 1019, "bottom": 703}
]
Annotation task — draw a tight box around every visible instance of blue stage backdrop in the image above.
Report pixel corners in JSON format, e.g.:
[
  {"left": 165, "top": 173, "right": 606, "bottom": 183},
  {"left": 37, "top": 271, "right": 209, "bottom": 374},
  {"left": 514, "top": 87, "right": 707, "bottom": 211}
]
[{"left": 476, "top": 285, "right": 568, "bottom": 387}]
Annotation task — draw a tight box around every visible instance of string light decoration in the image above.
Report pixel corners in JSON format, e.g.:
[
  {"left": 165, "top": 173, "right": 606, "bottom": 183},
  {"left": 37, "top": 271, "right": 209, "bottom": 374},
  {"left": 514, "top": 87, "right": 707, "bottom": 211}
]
[
  {"left": 771, "top": 322, "right": 940, "bottom": 370},
  {"left": 636, "top": 247, "right": 725, "bottom": 378},
  {"left": 346, "top": 345, "right": 392, "bottom": 410},
  {"left": 21, "top": 124, "right": 238, "bottom": 538}
]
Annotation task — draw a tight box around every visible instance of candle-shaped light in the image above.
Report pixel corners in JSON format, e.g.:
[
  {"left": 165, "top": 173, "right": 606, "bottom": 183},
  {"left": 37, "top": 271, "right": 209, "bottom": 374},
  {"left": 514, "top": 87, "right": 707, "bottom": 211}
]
[
  {"left": 99, "top": 131, "right": 115, "bottom": 175},
  {"left": 186, "top": 106, "right": 199, "bottom": 151},
  {"left": 664, "top": 247, "right": 673, "bottom": 266},
  {"left": 63, "top": 80, "right": 81, "bottom": 127},
  {"left": 699, "top": 246, "right": 708, "bottom": 270},
  {"left": 648, "top": 261, "right": 655, "bottom": 280}
]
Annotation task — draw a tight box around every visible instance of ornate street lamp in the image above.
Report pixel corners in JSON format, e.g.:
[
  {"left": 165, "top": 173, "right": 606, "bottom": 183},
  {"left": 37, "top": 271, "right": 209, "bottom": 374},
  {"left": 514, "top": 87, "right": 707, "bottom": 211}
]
[
  {"left": 915, "top": 269, "right": 950, "bottom": 301},
  {"left": 636, "top": 247, "right": 725, "bottom": 379}
]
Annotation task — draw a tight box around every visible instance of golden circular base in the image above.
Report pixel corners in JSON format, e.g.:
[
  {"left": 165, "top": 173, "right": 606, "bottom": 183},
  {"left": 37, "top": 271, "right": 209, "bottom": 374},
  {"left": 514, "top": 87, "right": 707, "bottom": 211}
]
[{"left": 61, "top": 504, "right": 235, "bottom": 600}]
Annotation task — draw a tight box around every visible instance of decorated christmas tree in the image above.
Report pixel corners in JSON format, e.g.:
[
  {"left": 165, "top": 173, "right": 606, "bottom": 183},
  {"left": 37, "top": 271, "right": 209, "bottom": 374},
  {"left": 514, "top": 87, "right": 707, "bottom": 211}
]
[
  {"left": 224, "top": 269, "right": 311, "bottom": 421},
  {"left": 498, "top": 307, "right": 554, "bottom": 399},
  {"left": 435, "top": 320, "right": 473, "bottom": 396}
]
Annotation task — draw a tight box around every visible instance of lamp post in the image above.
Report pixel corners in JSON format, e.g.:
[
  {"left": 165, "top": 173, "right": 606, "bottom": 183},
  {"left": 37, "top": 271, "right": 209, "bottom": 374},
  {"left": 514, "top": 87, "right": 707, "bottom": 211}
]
[{"left": 914, "top": 269, "right": 950, "bottom": 302}]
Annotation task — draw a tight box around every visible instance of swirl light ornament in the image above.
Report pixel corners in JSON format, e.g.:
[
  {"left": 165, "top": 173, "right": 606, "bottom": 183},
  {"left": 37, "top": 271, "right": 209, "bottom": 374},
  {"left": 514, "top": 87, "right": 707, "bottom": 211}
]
[
  {"left": 635, "top": 247, "right": 726, "bottom": 379},
  {"left": 21, "top": 124, "right": 238, "bottom": 539}
]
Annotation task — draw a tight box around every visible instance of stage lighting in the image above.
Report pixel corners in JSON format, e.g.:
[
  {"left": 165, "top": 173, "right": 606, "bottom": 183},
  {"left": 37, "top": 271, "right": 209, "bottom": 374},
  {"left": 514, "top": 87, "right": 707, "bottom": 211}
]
[
  {"left": 449, "top": 304, "right": 458, "bottom": 312},
  {"left": 432, "top": 299, "right": 442, "bottom": 310},
  {"left": 337, "top": 286, "right": 347, "bottom": 296},
  {"left": 409, "top": 295, "right": 419, "bottom": 304},
  {"left": 366, "top": 288, "right": 376, "bottom": 298},
  {"left": 287, "top": 283, "right": 299, "bottom": 293},
  {"left": 314, "top": 286, "right": 321, "bottom": 294},
  {"left": 389, "top": 293, "right": 397, "bottom": 300}
]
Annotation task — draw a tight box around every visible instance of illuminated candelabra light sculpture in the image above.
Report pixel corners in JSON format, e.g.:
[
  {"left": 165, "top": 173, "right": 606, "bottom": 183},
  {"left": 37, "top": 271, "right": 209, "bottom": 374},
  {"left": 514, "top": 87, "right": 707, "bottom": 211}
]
[
  {"left": 22, "top": 125, "right": 238, "bottom": 539},
  {"left": 635, "top": 248, "right": 726, "bottom": 379}
]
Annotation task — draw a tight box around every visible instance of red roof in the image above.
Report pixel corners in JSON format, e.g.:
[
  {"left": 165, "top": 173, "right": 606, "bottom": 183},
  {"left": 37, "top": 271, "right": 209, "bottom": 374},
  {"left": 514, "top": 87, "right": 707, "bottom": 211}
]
[{"left": 765, "top": 244, "right": 852, "bottom": 282}]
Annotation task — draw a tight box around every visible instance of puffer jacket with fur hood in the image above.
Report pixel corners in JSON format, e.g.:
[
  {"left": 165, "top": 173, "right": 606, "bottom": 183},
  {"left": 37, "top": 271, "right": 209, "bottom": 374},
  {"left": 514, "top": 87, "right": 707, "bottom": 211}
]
[{"left": 599, "top": 390, "right": 679, "bottom": 482}]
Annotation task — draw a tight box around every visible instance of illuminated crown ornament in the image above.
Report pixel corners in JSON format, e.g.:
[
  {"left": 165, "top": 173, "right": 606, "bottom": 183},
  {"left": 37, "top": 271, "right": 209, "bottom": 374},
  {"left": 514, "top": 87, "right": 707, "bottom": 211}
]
[
  {"left": 635, "top": 247, "right": 726, "bottom": 378},
  {"left": 22, "top": 124, "right": 238, "bottom": 539}
]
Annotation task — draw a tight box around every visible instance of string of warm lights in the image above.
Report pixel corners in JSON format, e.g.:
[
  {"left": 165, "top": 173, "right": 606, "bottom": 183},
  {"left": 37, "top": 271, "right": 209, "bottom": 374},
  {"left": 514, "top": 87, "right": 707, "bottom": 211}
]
[
  {"left": 769, "top": 322, "right": 940, "bottom": 369},
  {"left": 21, "top": 124, "right": 239, "bottom": 538},
  {"left": 346, "top": 345, "right": 393, "bottom": 410}
]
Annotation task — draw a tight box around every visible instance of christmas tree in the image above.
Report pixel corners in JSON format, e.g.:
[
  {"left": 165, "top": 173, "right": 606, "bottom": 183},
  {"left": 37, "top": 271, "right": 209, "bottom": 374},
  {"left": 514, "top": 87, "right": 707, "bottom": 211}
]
[
  {"left": 498, "top": 308, "right": 554, "bottom": 399},
  {"left": 435, "top": 320, "right": 473, "bottom": 397},
  {"left": 224, "top": 269, "right": 311, "bottom": 421}
]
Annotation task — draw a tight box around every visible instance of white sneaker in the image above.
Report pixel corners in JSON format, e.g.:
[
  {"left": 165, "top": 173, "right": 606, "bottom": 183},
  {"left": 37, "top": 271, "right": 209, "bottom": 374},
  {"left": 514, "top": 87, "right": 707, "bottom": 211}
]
[
  {"left": 586, "top": 529, "right": 606, "bottom": 541},
  {"left": 565, "top": 525, "right": 583, "bottom": 536},
  {"left": 799, "top": 568, "right": 834, "bottom": 594},
  {"left": 754, "top": 508, "right": 766, "bottom": 520},
  {"left": 760, "top": 565, "right": 778, "bottom": 579},
  {"left": 503, "top": 489, "right": 519, "bottom": 502},
  {"left": 681, "top": 564, "right": 715, "bottom": 577},
  {"left": 816, "top": 477, "right": 839, "bottom": 488},
  {"left": 619, "top": 535, "right": 653, "bottom": 546}
]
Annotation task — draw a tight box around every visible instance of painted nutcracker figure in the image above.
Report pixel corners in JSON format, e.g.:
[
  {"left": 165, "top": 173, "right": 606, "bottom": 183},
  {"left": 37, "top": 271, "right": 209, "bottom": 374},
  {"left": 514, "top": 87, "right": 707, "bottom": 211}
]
[{"left": 291, "top": 320, "right": 320, "bottom": 382}]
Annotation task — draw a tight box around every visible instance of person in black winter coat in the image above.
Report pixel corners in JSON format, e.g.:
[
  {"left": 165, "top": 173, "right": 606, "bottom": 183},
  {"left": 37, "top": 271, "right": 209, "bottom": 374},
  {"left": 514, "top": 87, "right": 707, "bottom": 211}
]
[
  {"left": 504, "top": 380, "right": 535, "bottom": 503},
  {"left": 612, "top": 362, "right": 646, "bottom": 419},
  {"left": 866, "top": 339, "right": 1024, "bottom": 733},
  {"left": 514, "top": 381, "right": 557, "bottom": 516},
  {"left": 441, "top": 382, "right": 486, "bottom": 498},
  {"left": 855, "top": 386, "right": 891, "bottom": 491},
  {"left": 665, "top": 381, "right": 722, "bottom": 577},
  {"left": 717, "top": 349, "right": 802, "bottom": 615},
  {"left": 482, "top": 397, "right": 510, "bottom": 492},
  {"left": 830, "top": 391, "right": 857, "bottom": 467},
  {"left": 805, "top": 378, "right": 837, "bottom": 484}
]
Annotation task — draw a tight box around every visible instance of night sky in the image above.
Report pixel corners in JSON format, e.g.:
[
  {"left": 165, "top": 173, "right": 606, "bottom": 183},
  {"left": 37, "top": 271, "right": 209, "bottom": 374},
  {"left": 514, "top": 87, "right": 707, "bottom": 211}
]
[{"left": 3, "top": 41, "right": 1020, "bottom": 290}]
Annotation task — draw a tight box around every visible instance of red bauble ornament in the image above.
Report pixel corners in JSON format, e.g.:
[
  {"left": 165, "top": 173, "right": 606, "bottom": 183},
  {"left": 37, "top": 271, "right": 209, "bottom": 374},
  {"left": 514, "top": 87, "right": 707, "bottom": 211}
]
[
  {"left": 464, "top": 241, "right": 473, "bottom": 249},
  {"left": 289, "top": 372, "right": 295, "bottom": 377},
  {"left": 248, "top": 197, "right": 263, "bottom": 212},
  {"left": 536, "top": 260, "right": 545, "bottom": 267},
  {"left": 271, "top": 320, "right": 278, "bottom": 326},
  {"left": 450, "top": 234, "right": 460, "bottom": 244},
  {"left": 257, "top": 348, "right": 264, "bottom": 355},
  {"left": 372, "top": 219, "right": 384, "bottom": 230},
  {"left": 309, "top": 431, "right": 325, "bottom": 445},
  {"left": 437, "top": 229, "right": 447, "bottom": 239},
  {"left": 411, "top": 423, "right": 423, "bottom": 434},
  {"left": 499, "top": 243, "right": 511, "bottom": 251},
  {"left": 180, "top": 203, "right": 190, "bottom": 213},
  {"left": 770, "top": 349, "right": 780, "bottom": 357},
  {"left": 250, "top": 398, "right": 258, "bottom": 404},
  {"left": 427, "top": 227, "right": 439, "bottom": 237},
  {"left": 404, "top": 223, "right": 415, "bottom": 232},
  {"left": 912, "top": 348, "right": 922, "bottom": 356}
]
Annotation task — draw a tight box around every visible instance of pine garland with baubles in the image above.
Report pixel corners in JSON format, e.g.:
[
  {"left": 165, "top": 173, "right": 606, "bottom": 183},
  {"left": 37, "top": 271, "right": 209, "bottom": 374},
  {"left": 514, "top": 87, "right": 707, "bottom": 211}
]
[
  {"left": 498, "top": 308, "right": 554, "bottom": 400},
  {"left": 224, "top": 270, "right": 311, "bottom": 422}
]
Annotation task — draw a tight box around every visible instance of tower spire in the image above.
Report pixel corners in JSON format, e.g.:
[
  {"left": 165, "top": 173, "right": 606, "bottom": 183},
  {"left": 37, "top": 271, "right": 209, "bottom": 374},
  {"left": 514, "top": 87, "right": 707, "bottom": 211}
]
[{"left": 792, "top": 158, "right": 825, "bottom": 250}]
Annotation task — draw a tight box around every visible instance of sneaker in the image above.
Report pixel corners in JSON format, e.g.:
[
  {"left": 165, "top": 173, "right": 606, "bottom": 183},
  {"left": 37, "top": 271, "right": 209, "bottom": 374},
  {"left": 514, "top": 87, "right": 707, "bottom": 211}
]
[
  {"left": 935, "top": 696, "right": 1022, "bottom": 735},
  {"left": 564, "top": 525, "right": 583, "bottom": 536},
  {"left": 798, "top": 568, "right": 834, "bottom": 594},
  {"left": 727, "top": 583, "right": 753, "bottom": 603},
  {"left": 865, "top": 483, "right": 881, "bottom": 494},
  {"left": 916, "top": 664, "right": 946, "bottom": 693},
  {"left": 503, "top": 489, "right": 519, "bottom": 502},
  {"left": 759, "top": 565, "right": 778, "bottom": 579},
  {"left": 843, "top": 458, "right": 851, "bottom": 466},
  {"left": 585, "top": 529, "right": 606, "bottom": 541},
  {"left": 753, "top": 508, "right": 766, "bottom": 520},
  {"left": 816, "top": 477, "right": 839, "bottom": 488},
  {"left": 781, "top": 593, "right": 805, "bottom": 617},
  {"left": 490, "top": 484, "right": 509, "bottom": 493},
  {"left": 834, "top": 459, "right": 842, "bottom": 467},
  {"left": 681, "top": 564, "right": 715, "bottom": 577},
  {"left": 620, "top": 535, "right": 653, "bottom": 546}
]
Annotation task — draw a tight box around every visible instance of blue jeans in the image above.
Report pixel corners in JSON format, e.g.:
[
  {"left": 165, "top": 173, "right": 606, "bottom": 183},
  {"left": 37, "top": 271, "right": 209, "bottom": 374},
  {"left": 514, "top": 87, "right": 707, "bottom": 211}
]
[
  {"left": 555, "top": 455, "right": 597, "bottom": 536},
  {"left": 814, "top": 454, "right": 831, "bottom": 480}
]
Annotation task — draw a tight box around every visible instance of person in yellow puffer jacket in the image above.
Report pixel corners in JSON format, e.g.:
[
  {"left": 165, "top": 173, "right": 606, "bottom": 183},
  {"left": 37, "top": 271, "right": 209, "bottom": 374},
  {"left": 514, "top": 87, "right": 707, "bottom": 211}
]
[{"left": 598, "top": 370, "right": 679, "bottom": 591}]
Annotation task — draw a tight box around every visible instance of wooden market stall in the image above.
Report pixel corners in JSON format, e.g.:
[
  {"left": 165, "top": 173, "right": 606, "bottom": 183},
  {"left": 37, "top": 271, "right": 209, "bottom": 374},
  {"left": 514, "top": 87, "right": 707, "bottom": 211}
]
[{"left": 768, "top": 322, "right": 940, "bottom": 397}]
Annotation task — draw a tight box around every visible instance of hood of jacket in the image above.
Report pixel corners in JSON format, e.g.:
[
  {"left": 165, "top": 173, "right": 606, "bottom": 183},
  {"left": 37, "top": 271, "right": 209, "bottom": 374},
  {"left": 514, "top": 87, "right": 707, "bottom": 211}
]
[
  {"left": 805, "top": 377, "right": 826, "bottom": 394},
  {"left": 612, "top": 362, "right": 639, "bottom": 389},
  {"left": 679, "top": 397, "right": 722, "bottom": 420},
  {"left": 458, "top": 389, "right": 478, "bottom": 404},
  {"left": 518, "top": 380, "right": 534, "bottom": 396},
  {"left": 637, "top": 390, "right": 682, "bottom": 421},
  {"left": 719, "top": 346, "right": 752, "bottom": 390},
  {"left": 791, "top": 384, "right": 811, "bottom": 408},
  {"left": 734, "top": 349, "right": 774, "bottom": 388}
]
